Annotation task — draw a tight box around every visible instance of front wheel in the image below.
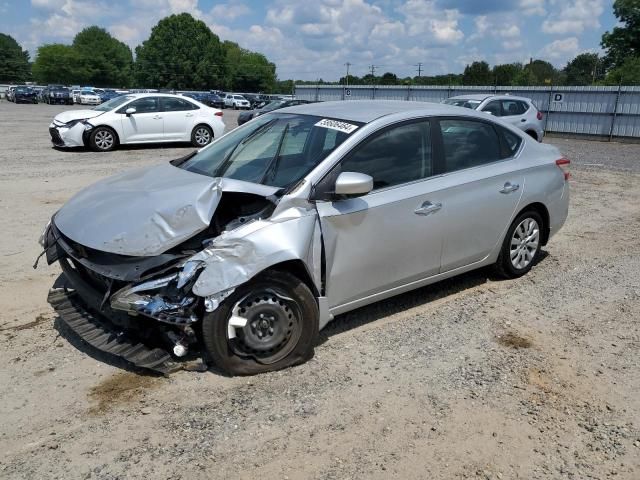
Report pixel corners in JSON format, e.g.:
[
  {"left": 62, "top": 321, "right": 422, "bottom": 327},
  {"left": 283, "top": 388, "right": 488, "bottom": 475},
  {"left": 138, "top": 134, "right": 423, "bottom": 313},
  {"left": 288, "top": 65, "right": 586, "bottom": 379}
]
[
  {"left": 89, "top": 126, "right": 117, "bottom": 152},
  {"left": 495, "top": 210, "right": 544, "bottom": 279},
  {"left": 191, "top": 124, "right": 213, "bottom": 147},
  {"left": 201, "top": 271, "right": 319, "bottom": 376}
]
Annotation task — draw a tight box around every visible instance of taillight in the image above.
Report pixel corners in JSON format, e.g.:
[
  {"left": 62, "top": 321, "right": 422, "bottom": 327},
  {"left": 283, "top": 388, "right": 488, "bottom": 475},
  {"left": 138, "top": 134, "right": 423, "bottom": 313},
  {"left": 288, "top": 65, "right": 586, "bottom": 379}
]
[
  {"left": 556, "top": 158, "right": 570, "bottom": 180},
  {"left": 215, "top": 111, "right": 223, "bottom": 117},
  {"left": 537, "top": 111, "right": 543, "bottom": 121}
]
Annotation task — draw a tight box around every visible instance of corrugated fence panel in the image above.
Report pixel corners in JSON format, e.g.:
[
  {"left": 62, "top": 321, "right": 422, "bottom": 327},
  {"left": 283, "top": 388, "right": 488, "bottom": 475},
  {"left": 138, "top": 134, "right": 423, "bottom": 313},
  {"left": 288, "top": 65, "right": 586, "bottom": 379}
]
[{"left": 295, "top": 85, "right": 640, "bottom": 139}]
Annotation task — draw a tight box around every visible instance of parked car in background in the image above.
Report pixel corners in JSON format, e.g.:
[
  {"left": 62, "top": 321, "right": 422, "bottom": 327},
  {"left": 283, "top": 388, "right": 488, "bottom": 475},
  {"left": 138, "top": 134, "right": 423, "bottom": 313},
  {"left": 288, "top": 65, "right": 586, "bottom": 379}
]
[
  {"left": 223, "top": 93, "right": 250, "bottom": 109},
  {"left": 79, "top": 89, "right": 102, "bottom": 105},
  {"left": 237, "top": 99, "right": 314, "bottom": 125},
  {"left": 41, "top": 100, "right": 570, "bottom": 375},
  {"left": 443, "top": 94, "right": 544, "bottom": 142},
  {"left": 71, "top": 89, "right": 81, "bottom": 103},
  {"left": 13, "top": 86, "right": 38, "bottom": 104},
  {"left": 44, "top": 85, "right": 73, "bottom": 105},
  {"left": 6, "top": 86, "right": 16, "bottom": 102},
  {"left": 181, "top": 92, "right": 225, "bottom": 109},
  {"left": 98, "top": 90, "right": 121, "bottom": 103},
  {"left": 49, "top": 93, "right": 225, "bottom": 151}
]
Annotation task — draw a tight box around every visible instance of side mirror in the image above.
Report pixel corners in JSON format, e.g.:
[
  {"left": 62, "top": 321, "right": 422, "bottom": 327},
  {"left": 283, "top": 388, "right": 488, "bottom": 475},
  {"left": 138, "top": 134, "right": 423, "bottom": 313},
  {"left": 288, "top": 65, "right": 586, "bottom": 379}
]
[
  {"left": 125, "top": 107, "right": 136, "bottom": 116},
  {"left": 334, "top": 172, "right": 373, "bottom": 197}
]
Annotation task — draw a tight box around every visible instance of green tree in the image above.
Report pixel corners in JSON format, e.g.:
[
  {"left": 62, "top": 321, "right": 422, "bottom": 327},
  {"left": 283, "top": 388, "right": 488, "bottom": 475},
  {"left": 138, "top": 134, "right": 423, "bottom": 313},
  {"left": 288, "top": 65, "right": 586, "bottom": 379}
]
[
  {"left": 0, "top": 33, "right": 31, "bottom": 83},
  {"left": 72, "top": 26, "right": 133, "bottom": 87},
  {"left": 379, "top": 72, "right": 398, "bottom": 85},
  {"left": 563, "top": 53, "right": 602, "bottom": 86},
  {"left": 492, "top": 63, "right": 523, "bottom": 86},
  {"left": 601, "top": 0, "right": 640, "bottom": 70},
  {"left": 514, "top": 60, "right": 557, "bottom": 85},
  {"left": 605, "top": 56, "right": 640, "bottom": 84},
  {"left": 134, "top": 13, "right": 226, "bottom": 89},
  {"left": 462, "top": 61, "right": 492, "bottom": 85},
  {"left": 222, "top": 40, "right": 275, "bottom": 92},
  {"left": 32, "top": 44, "right": 81, "bottom": 84}
]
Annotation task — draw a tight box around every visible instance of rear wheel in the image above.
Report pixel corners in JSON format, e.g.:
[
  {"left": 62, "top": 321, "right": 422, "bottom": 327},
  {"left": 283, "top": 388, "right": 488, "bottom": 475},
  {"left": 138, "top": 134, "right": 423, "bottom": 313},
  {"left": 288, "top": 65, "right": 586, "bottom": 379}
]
[
  {"left": 201, "top": 271, "right": 319, "bottom": 376},
  {"left": 191, "top": 124, "right": 213, "bottom": 147},
  {"left": 89, "top": 126, "right": 117, "bottom": 152},
  {"left": 495, "top": 210, "right": 543, "bottom": 279}
]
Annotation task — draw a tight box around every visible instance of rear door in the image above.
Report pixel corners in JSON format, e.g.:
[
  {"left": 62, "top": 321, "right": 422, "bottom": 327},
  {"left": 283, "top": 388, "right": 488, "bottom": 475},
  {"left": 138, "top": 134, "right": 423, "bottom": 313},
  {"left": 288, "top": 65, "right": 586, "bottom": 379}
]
[
  {"left": 433, "top": 117, "right": 525, "bottom": 271},
  {"left": 499, "top": 99, "right": 528, "bottom": 129},
  {"left": 160, "top": 97, "right": 199, "bottom": 140}
]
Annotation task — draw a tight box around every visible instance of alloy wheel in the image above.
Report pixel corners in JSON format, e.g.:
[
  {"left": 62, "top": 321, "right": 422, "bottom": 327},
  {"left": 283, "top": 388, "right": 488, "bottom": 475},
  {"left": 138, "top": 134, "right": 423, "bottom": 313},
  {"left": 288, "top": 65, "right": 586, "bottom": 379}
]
[
  {"left": 510, "top": 217, "right": 539, "bottom": 270},
  {"left": 94, "top": 130, "right": 114, "bottom": 150},
  {"left": 194, "top": 127, "right": 211, "bottom": 146}
]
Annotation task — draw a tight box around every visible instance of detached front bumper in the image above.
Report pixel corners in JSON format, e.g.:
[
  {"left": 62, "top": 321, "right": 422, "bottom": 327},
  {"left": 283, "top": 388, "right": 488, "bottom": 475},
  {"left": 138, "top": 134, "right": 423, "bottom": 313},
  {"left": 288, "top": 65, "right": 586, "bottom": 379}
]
[{"left": 49, "top": 121, "right": 90, "bottom": 147}]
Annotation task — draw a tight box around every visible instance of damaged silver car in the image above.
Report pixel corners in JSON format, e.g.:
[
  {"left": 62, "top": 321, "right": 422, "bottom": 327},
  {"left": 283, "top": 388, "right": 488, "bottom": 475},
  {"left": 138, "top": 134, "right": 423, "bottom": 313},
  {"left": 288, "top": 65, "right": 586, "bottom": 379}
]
[{"left": 39, "top": 101, "right": 570, "bottom": 375}]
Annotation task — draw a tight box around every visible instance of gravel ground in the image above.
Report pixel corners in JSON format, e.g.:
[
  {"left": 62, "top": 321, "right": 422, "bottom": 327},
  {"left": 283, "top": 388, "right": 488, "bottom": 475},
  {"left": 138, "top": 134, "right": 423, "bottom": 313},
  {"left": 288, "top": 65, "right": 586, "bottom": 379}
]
[{"left": 0, "top": 101, "right": 639, "bottom": 479}]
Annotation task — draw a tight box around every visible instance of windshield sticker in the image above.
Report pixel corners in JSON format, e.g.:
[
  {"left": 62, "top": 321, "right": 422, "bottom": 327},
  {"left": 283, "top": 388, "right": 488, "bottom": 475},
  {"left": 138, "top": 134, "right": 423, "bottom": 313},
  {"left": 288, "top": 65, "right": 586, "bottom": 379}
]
[{"left": 315, "top": 118, "right": 359, "bottom": 134}]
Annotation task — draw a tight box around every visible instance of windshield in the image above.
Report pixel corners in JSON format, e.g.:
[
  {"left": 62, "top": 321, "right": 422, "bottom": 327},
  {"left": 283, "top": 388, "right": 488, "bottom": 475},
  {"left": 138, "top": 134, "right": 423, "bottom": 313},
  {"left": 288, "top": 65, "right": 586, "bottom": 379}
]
[
  {"left": 180, "top": 113, "right": 362, "bottom": 189},
  {"left": 234, "top": 95, "right": 245, "bottom": 100},
  {"left": 443, "top": 99, "right": 482, "bottom": 109},
  {"left": 93, "top": 95, "right": 134, "bottom": 111}
]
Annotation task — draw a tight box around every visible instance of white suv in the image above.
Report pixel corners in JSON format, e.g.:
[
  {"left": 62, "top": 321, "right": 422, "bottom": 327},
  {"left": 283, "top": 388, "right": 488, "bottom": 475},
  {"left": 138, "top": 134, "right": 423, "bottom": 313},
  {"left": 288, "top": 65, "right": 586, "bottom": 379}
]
[
  {"left": 443, "top": 94, "right": 544, "bottom": 142},
  {"left": 49, "top": 93, "right": 225, "bottom": 152},
  {"left": 224, "top": 93, "right": 250, "bottom": 109}
]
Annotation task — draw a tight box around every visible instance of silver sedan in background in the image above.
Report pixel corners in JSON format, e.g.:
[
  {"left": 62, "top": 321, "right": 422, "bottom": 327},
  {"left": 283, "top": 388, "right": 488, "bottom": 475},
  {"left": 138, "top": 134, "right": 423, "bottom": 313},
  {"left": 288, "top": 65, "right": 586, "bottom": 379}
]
[
  {"left": 40, "top": 100, "right": 570, "bottom": 375},
  {"left": 443, "top": 94, "right": 545, "bottom": 142}
]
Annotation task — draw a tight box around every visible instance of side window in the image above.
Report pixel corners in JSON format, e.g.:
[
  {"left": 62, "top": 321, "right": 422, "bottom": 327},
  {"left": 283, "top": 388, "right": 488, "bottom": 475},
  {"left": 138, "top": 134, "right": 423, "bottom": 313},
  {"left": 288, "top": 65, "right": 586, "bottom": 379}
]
[
  {"left": 340, "top": 121, "right": 432, "bottom": 190},
  {"left": 439, "top": 119, "right": 501, "bottom": 172},
  {"left": 501, "top": 100, "right": 525, "bottom": 116},
  {"left": 518, "top": 101, "right": 530, "bottom": 113},
  {"left": 482, "top": 101, "right": 502, "bottom": 117},
  {"left": 161, "top": 97, "right": 197, "bottom": 112},
  {"left": 496, "top": 125, "right": 522, "bottom": 157},
  {"left": 124, "top": 97, "right": 159, "bottom": 113}
]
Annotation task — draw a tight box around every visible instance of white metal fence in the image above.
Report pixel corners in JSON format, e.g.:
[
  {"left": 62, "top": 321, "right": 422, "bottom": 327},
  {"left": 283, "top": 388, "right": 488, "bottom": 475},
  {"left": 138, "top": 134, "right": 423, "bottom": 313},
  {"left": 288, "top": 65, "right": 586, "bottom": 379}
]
[{"left": 295, "top": 84, "right": 640, "bottom": 140}]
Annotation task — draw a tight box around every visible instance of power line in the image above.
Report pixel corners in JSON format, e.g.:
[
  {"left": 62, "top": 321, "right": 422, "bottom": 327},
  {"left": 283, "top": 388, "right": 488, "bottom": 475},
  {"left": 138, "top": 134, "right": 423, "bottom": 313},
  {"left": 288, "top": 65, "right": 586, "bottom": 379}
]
[{"left": 415, "top": 62, "right": 423, "bottom": 77}]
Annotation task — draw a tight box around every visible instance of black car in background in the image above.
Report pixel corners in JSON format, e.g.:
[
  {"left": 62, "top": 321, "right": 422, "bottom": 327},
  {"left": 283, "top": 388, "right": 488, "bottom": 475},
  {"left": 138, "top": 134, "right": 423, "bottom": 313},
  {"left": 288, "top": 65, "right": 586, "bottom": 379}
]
[
  {"left": 241, "top": 93, "right": 271, "bottom": 109},
  {"left": 43, "top": 85, "right": 72, "bottom": 105},
  {"left": 13, "top": 86, "right": 38, "bottom": 103},
  {"left": 181, "top": 92, "right": 225, "bottom": 109},
  {"left": 237, "top": 99, "right": 314, "bottom": 125}
]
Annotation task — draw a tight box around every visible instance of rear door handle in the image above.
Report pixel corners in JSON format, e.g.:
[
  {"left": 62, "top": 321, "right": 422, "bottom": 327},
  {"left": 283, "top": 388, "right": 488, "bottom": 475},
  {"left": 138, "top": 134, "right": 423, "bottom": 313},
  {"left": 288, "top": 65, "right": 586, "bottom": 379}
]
[
  {"left": 521, "top": 118, "right": 526, "bottom": 122},
  {"left": 186, "top": 113, "right": 194, "bottom": 117},
  {"left": 500, "top": 182, "right": 520, "bottom": 194},
  {"left": 153, "top": 115, "right": 162, "bottom": 120},
  {"left": 414, "top": 201, "right": 442, "bottom": 216}
]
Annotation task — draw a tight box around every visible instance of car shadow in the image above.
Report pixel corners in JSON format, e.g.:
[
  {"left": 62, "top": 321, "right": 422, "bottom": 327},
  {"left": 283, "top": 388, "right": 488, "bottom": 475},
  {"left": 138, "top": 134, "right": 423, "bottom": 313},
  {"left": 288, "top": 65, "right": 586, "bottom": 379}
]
[
  {"left": 317, "top": 250, "right": 549, "bottom": 343},
  {"left": 52, "top": 142, "right": 196, "bottom": 153}
]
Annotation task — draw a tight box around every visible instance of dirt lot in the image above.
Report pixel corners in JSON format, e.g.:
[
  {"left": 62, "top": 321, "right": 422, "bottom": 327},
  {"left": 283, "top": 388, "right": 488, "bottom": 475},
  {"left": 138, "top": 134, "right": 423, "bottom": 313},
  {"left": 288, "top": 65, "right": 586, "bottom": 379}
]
[{"left": 0, "top": 101, "right": 639, "bottom": 480}]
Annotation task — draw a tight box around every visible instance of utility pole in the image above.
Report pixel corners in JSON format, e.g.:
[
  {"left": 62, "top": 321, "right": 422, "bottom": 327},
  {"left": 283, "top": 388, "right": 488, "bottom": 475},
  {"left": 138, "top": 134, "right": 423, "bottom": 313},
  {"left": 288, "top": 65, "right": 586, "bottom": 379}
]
[
  {"left": 369, "top": 65, "right": 377, "bottom": 84},
  {"left": 344, "top": 62, "right": 351, "bottom": 87},
  {"left": 415, "top": 62, "right": 423, "bottom": 77}
]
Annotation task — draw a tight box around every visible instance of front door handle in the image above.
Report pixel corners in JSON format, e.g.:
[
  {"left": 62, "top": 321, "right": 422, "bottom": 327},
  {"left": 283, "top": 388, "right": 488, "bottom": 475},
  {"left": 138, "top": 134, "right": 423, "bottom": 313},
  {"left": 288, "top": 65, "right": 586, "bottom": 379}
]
[
  {"left": 414, "top": 201, "right": 442, "bottom": 216},
  {"left": 500, "top": 182, "right": 520, "bottom": 194}
]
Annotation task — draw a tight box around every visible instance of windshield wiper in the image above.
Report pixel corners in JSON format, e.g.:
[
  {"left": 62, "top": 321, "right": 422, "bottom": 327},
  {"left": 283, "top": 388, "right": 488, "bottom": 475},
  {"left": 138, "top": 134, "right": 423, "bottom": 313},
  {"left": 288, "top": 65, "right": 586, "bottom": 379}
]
[
  {"left": 259, "top": 123, "right": 289, "bottom": 184},
  {"left": 213, "top": 118, "right": 278, "bottom": 178}
]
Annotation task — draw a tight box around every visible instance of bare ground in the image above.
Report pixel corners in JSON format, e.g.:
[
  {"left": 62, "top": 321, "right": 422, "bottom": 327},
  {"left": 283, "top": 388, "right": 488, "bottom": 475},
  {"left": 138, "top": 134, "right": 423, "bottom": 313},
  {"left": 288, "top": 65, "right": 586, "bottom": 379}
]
[{"left": 0, "top": 101, "right": 638, "bottom": 479}]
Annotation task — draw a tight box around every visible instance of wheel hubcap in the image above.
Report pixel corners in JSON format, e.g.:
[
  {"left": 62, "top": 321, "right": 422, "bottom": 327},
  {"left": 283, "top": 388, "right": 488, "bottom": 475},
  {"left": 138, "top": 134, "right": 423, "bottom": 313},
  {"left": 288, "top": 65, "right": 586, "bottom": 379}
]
[
  {"left": 510, "top": 218, "right": 539, "bottom": 270},
  {"left": 95, "top": 130, "right": 113, "bottom": 150},
  {"left": 227, "top": 289, "right": 301, "bottom": 364},
  {"left": 195, "top": 128, "right": 210, "bottom": 145}
]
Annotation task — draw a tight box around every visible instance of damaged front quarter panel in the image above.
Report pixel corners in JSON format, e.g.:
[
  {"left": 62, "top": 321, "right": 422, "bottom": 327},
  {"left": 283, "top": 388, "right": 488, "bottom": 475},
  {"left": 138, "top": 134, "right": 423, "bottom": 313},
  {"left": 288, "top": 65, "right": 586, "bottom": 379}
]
[{"left": 189, "top": 206, "right": 324, "bottom": 316}]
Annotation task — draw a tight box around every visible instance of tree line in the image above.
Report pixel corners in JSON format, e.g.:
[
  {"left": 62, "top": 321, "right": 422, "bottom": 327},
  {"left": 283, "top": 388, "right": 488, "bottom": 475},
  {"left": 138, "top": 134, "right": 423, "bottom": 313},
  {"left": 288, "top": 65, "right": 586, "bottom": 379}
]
[{"left": 0, "top": 13, "right": 276, "bottom": 92}]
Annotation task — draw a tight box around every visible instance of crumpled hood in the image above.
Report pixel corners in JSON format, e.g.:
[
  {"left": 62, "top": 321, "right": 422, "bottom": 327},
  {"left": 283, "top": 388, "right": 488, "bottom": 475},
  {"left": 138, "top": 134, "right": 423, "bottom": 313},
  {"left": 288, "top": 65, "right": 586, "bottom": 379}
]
[
  {"left": 54, "top": 163, "right": 279, "bottom": 257},
  {"left": 54, "top": 109, "right": 104, "bottom": 124}
]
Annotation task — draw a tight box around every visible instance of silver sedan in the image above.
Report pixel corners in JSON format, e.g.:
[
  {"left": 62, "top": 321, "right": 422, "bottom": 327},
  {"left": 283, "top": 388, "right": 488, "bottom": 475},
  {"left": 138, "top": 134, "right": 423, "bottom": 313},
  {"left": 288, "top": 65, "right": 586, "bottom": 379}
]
[{"left": 40, "top": 100, "right": 570, "bottom": 375}]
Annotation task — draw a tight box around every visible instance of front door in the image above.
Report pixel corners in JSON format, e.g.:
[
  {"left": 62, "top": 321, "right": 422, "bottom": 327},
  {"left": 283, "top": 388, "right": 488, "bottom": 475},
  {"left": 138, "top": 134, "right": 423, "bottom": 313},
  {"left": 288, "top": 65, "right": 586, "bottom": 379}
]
[
  {"left": 315, "top": 119, "right": 444, "bottom": 310},
  {"left": 119, "top": 97, "right": 163, "bottom": 142}
]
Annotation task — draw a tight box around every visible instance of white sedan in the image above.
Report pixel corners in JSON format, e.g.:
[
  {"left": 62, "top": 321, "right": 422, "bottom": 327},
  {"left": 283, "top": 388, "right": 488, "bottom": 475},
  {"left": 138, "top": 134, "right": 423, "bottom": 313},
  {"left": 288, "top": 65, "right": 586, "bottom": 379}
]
[
  {"left": 78, "top": 90, "right": 101, "bottom": 105},
  {"left": 49, "top": 93, "right": 225, "bottom": 152}
]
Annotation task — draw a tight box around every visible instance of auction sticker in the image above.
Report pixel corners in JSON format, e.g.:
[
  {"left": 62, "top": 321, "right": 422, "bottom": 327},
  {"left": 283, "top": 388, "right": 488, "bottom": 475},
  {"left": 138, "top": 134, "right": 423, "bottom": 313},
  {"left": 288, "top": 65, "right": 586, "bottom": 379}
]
[{"left": 315, "top": 118, "right": 359, "bottom": 134}]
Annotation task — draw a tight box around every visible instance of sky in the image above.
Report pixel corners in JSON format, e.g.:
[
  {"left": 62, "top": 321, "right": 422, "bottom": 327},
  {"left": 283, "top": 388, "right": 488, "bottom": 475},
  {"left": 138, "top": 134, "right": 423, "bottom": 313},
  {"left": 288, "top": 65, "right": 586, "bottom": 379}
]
[{"left": 0, "top": 0, "right": 617, "bottom": 80}]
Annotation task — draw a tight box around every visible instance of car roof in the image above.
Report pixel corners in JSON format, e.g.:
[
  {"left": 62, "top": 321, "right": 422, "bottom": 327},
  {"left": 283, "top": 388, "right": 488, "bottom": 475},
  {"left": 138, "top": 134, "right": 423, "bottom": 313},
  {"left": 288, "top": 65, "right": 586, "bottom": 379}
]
[
  {"left": 276, "top": 100, "right": 494, "bottom": 123},
  {"left": 448, "top": 94, "right": 532, "bottom": 102}
]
